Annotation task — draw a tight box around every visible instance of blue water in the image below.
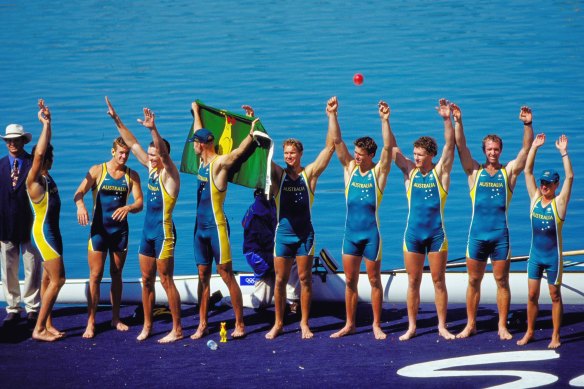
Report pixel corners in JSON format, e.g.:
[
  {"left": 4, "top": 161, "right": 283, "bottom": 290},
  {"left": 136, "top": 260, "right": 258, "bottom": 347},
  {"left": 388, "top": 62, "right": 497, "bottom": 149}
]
[{"left": 1, "top": 1, "right": 583, "bottom": 279}]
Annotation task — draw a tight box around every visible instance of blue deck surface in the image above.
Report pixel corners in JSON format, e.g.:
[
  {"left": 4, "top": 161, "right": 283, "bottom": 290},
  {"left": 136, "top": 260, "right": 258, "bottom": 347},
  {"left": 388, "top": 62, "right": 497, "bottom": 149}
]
[{"left": 1, "top": 302, "right": 583, "bottom": 388}]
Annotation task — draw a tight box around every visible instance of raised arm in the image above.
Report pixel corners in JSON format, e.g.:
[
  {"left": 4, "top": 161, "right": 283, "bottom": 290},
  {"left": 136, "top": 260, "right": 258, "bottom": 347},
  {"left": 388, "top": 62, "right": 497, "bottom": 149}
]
[
  {"left": 304, "top": 99, "right": 336, "bottom": 186},
  {"left": 216, "top": 118, "right": 258, "bottom": 171},
  {"left": 327, "top": 96, "right": 353, "bottom": 170},
  {"left": 375, "top": 100, "right": 393, "bottom": 190},
  {"left": 27, "top": 99, "right": 51, "bottom": 201},
  {"left": 524, "top": 133, "right": 544, "bottom": 200},
  {"left": 507, "top": 106, "right": 534, "bottom": 184},
  {"left": 74, "top": 164, "right": 101, "bottom": 226},
  {"left": 106, "top": 96, "right": 148, "bottom": 167},
  {"left": 555, "top": 135, "right": 573, "bottom": 218},
  {"left": 137, "top": 108, "right": 180, "bottom": 196},
  {"left": 452, "top": 103, "right": 479, "bottom": 176},
  {"left": 435, "top": 99, "right": 456, "bottom": 189},
  {"left": 192, "top": 101, "right": 204, "bottom": 131},
  {"left": 390, "top": 130, "right": 413, "bottom": 180}
]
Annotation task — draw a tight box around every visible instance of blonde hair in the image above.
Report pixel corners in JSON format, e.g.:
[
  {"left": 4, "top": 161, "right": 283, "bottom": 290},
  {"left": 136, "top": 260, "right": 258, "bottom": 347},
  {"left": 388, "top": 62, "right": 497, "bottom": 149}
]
[{"left": 282, "top": 138, "right": 303, "bottom": 153}]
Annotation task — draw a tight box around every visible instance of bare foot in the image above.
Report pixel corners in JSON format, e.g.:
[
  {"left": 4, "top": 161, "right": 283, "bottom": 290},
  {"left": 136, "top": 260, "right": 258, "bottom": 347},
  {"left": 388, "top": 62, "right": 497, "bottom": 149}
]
[
  {"left": 47, "top": 326, "right": 65, "bottom": 338},
  {"left": 231, "top": 324, "right": 246, "bottom": 339},
  {"left": 158, "top": 330, "right": 183, "bottom": 344},
  {"left": 373, "top": 325, "right": 387, "bottom": 340},
  {"left": 136, "top": 326, "right": 152, "bottom": 341},
  {"left": 399, "top": 328, "right": 416, "bottom": 341},
  {"left": 301, "top": 324, "right": 313, "bottom": 339},
  {"left": 439, "top": 327, "right": 455, "bottom": 340},
  {"left": 32, "top": 328, "right": 60, "bottom": 342},
  {"left": 82, "top": 323, "right": 95, "bottom": 339},
  {"left": 190, "top": 324, "right": 208, "bottom": 340},
  {"left": 112, "top": 320, "right": 129, "bottom": 332},
  {"left": 265, "top": 324, "right": 283, "bottom": 340},
  {"left": 456, "top": 325, "right": 476, "bottom": 339},
  {"left": 516, "top": 332, "right": 534, "bottom": 346},
  {"left": 498, "top": 326, "right": 513, "bottom": 340},
  {"left": 548, "top": 335, "right": 561, "bottom": 349},
  {"left": 330, "top": 324, "right": 355, "bottom": 338}
]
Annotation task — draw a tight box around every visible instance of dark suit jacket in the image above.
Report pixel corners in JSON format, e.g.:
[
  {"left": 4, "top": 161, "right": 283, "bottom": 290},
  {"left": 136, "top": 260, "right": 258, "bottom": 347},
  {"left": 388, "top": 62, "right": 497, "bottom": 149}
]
[{"left": 0, "top": 152, "right": 34, "bottom": 243}]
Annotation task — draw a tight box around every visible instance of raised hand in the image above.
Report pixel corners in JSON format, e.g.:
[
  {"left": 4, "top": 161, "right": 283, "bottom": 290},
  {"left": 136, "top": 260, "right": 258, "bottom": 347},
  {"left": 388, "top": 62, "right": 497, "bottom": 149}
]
[
  {"left": 191, "top": 101, "right": 200, "bottom": 117},
  {"left": 326, "top": 96, "right": 338, "bottom": 117},
  {"left": 105, "top": 96, "right": 119, "bottom": 119},
  {"left": 242, "top": 105, "right": 255, "bottom": 117},
  {"left": 378, "top": 100, "right": 390, "bottom": 120},
  {"left": 137, "top": 108, "right": 156, "bottom": 130},
  {"left": 533, "top": 133, "right": 546, "bottom": 148},
  {"left": 37, "top": 99, "right": 51, "bottom": 124},
  {"left": 436, "top": 98, "right": 452, "bottom": 119},
  {"left": 451, "top": 102, "right": 461, "bottom": 123},
  {"left": 250, "top": 118, "right": 259, "bottom": 133},
  {"left": 519, "top": 106, "right": 532, "bottom": 124},
  {"left": 555, "top": 134, "right": 568, "bottom": 153}
]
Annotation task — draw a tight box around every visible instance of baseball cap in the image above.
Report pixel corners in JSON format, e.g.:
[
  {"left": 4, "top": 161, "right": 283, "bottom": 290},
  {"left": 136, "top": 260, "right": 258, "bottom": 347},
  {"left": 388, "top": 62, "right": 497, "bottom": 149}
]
[
  {"left": 187, "top": 128, "right": 214, "bottom": 143},
  {"left": 539, "top": 169, "right": 560, "bottom": 184}
]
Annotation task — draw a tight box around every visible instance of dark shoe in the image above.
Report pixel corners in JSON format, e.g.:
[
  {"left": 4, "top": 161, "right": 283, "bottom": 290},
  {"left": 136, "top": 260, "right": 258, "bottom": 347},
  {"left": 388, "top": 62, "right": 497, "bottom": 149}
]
[
  {"left": 209, "top": 291, "right": 223, "bottom": 307},
  {"left": 3, "top": 312, "right": 21, "bottom": 326},
  {"left": 287, "top": 301, "right": 299, "bottom": 315},
  {"left": 26, "top": 312, "right": 38, "bottom": 325}
]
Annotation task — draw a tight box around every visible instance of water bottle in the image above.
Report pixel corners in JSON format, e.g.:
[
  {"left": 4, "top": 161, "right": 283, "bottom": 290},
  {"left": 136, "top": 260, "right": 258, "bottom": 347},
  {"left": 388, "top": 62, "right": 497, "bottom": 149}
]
[{"left": 206, "top": 339, "right": 218, "bottom": 350}]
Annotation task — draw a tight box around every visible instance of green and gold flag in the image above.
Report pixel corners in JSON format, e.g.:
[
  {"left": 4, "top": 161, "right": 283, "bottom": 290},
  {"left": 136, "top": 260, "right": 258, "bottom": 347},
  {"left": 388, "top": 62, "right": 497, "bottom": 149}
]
[{"left": 180, "top": 100, "right": 273, "bottom": 190}]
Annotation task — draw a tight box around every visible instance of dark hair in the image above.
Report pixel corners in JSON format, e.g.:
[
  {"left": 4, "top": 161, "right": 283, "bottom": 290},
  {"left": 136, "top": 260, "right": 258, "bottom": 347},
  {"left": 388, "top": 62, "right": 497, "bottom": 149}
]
[
  {"left": 482, "top": 134, "right": 503, "bottom": 152},
  {"left": 149, "top": 138, "right": 171, "bottom": 154},
  {"left": 354, "top": 136, "right": 377, "bottom": 155},
  {"left": 31, "top": 143, "right": 54, "bottom": 166},
  {"left": 282, "top": 138, "right": 303, "bottom": 153},
  {"left": 413, "top": 136, "right": 438, "bottom": 156}
]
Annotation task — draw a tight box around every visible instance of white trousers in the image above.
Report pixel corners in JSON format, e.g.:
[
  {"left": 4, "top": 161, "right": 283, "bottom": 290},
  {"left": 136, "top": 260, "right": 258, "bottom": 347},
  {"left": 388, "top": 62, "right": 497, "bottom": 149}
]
[
  {"left": 1, "top": 240, "right": 42, "bottom": 314},
  {"left": 248, "top": 261, "right": 300, "bottom": 309}
]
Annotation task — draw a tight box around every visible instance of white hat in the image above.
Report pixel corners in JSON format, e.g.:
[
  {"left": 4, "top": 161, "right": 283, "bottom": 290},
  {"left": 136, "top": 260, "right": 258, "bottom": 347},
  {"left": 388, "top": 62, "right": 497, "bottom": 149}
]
[{"left": 1, "top": 124, "right": 32, "bottom": 144}]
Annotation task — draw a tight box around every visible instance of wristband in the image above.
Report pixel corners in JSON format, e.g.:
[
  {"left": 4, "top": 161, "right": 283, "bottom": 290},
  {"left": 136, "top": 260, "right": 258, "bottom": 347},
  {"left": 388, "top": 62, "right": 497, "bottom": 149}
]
[
  {"left": 562, "top": 153, "right": 568, "bottom": 158},
  {"left": 524, "top": 121, "right": 532, "bottom": 126}
]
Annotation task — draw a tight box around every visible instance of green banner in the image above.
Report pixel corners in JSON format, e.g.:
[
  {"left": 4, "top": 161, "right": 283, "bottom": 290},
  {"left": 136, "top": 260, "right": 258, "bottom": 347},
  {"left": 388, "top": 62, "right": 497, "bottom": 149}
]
[{"left": 180, "top": 100, "right": 272, "bottom": 189}]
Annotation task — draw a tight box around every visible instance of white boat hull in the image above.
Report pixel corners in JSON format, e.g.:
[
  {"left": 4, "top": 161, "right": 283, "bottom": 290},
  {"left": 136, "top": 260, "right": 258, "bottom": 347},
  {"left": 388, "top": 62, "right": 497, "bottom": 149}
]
[{"left": 2, "top": 270, "right": 583, "bottom": 306}]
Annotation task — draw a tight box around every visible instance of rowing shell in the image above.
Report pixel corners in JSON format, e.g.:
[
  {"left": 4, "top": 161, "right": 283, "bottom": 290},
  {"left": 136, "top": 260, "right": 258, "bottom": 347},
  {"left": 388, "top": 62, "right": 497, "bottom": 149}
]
[{"left": 1, "top": 250, "right": 583, "bottom": 306}]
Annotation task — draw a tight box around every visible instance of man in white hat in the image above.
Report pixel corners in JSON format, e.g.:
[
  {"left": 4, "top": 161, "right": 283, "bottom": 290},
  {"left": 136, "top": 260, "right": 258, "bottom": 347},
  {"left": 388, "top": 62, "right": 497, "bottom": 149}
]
[{"left": 0, "top": 123, "right": 41, "bottom": 325}]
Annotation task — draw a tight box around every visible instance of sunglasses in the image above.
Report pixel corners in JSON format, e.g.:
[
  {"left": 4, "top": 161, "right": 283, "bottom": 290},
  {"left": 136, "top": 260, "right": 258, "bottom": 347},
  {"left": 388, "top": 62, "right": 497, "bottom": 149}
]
[{"left": 540, "top": 180, "right": 557, "bottom": 186}]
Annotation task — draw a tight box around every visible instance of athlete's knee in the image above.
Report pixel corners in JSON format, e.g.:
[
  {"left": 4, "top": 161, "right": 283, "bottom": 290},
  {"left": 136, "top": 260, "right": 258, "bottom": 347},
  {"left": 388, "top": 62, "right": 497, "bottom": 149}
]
[
  {"left": 273, "top": 271, "right": 289, "bottom": 287},
  {"left": 550, "top": 293, "right": 562, "bottom": 304},
  {"left": 493, "top": 273, "right": 509, "bottom": 287},
  {"left": 468, "top": 274, "right": 483, "bottom": 288},
  {"left": 299, "top": 274, "right": 312, "bottom": 289},
  {"left": 345, "top": 274, "right": 359, "bottom": 290},
  {"left": 89, "top": 269, "right": 104, "bottom": 283},
  {"left": 55, "top": 275, "right": 66, "bottom": 289},
  {"left": 549, "top": 288, "right": 562, "bottom": 303},
  {"left": 158, "top": 274, "right": 172, "bottom": 290},
  {"left": 141, "top": 274, "right": 156, "bottom": 290},
  {"left": 432, "top": 277, "right": 447, "bottom": 291},
  {"left": 367, "top": 274, "right": 382, "bottom": 289},
  {"left": 527, "top": 290, "right": 539, "bottom": 302},
  {"left": 110, "top": 270, "right": 123, "bottom": 281},
  {"left": 408, "top": 274, "right": 422, "bottom": 289}
]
